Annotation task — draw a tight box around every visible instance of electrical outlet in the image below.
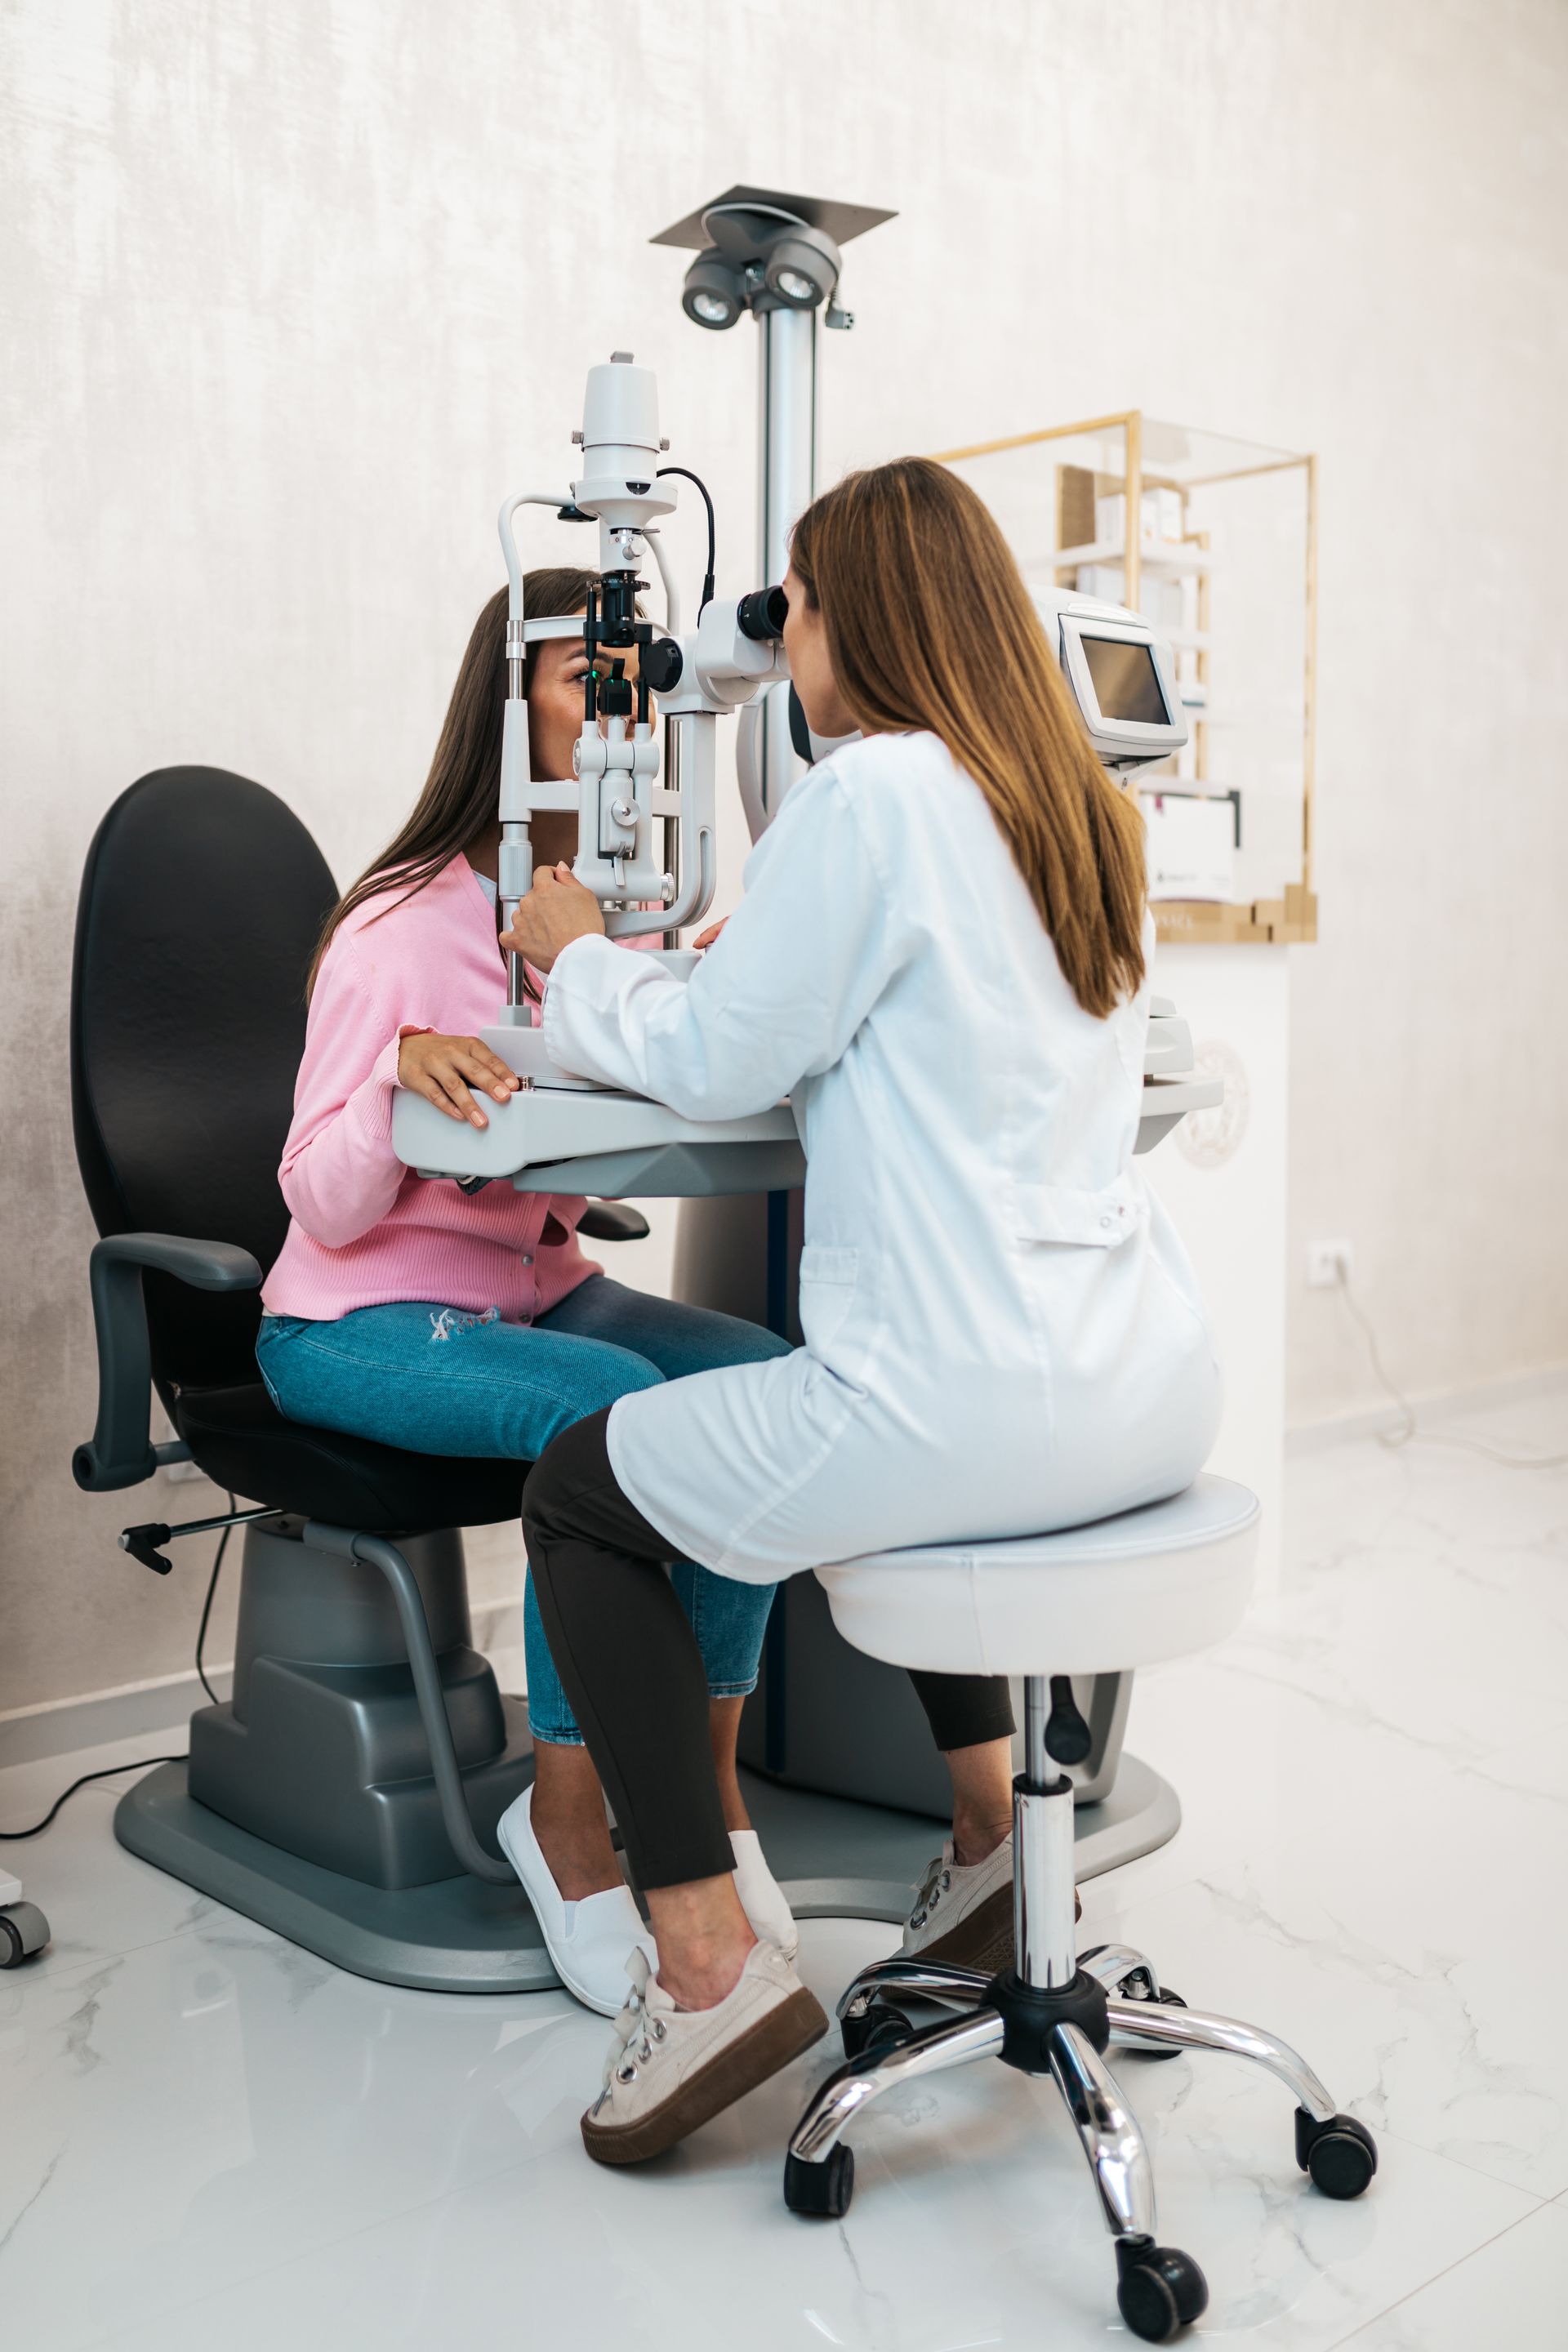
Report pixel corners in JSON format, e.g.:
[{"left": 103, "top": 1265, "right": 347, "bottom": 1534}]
[{"left": 1307, "top": 1239, "right": 1353, "bottom": 1290}]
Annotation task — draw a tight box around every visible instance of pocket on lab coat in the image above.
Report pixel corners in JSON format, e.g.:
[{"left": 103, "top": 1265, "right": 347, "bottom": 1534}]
[
  {"left": 798, "top": 1245, "right": 860, "bottom": 1355},
  {"left": 1013, "top": 1173, "right": 1143, "bottom": 1248}
]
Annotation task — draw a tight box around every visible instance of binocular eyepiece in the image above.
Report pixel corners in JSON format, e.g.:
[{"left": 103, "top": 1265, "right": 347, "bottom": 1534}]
[{"left": 736, "top": 583, "right": 789, "bottom": 643}]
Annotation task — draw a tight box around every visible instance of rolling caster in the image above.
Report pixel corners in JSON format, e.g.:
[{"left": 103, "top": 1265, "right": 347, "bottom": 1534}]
[
  {"left": 1118, "top": 1980, "right": 1187, "bottom": 2060},
  {"left": 784, "top": 2144, "right": 854, "bottom": 2219},
  {"left": 0, "top": 1901, "right": 51, "bottom": 1967},
  {"left": 1115, "top": 2236, "right": 1209, "bottom": 2341},
  {"left": 1295, "top": 2109, "right": 1378, "bottom": 2198},
  {"left": 840, "top": 2000, "right": 915, "bottom": 2061}
]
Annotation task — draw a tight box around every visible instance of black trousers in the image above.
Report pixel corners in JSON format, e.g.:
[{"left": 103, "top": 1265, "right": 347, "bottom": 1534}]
[{"left": 523, "top": 1410, "right": 1017, "bottom": 1891}]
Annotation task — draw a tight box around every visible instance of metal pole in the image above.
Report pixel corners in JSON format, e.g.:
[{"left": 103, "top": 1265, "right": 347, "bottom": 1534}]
[
  {"left": 755, "top": 302, "right": 817, "bottom": 826},
  {"left": 1015, "top": 1677, "right": 1079, "bottom": 1989}
]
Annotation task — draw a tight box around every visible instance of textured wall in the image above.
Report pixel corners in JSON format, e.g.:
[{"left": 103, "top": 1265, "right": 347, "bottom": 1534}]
[{"left": 2, "top": 0, "right": 1565, "bottom": 1712}]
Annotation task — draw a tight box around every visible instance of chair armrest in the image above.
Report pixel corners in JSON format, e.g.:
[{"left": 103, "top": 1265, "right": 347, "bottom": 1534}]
[
  {"left": 576, "top": 1201, "right": 652, "bottom": 1244},
  {"left": 73, "top": 1233, "right": 262, "bottom": 1494}
]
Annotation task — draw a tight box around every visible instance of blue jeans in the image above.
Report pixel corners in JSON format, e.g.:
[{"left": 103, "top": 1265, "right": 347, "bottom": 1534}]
[{"left": 254, "top": 1274, "right": 789, "bottom": 1745}]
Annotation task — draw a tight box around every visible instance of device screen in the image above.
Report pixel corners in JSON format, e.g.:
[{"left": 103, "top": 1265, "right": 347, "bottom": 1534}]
[{"left": 1082, "top": 637, "right": 1169, "bottom": 725}]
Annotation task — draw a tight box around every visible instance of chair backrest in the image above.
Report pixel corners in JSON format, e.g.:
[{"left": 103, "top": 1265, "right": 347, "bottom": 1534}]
[{"left": 71, "top": 767, "right": 339, "bottom": 1395}]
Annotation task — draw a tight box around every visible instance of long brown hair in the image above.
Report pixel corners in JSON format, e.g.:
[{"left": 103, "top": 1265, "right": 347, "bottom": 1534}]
[
  {"left": 790, "top": 459, "right": 1147, "bottom": 1018},
  {"left": 306, "top": 566, "right": 597, "bottom": 993}
]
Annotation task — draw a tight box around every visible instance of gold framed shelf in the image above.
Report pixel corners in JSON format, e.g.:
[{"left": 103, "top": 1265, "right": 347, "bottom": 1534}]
[{"left": 931, "top": 411, "right": 1319, "bottom": 947}]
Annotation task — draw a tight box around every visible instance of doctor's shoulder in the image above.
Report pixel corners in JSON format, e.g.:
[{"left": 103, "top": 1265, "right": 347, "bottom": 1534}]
[{"left": 821, "top": 730, "right": 973, "bottom": 844}]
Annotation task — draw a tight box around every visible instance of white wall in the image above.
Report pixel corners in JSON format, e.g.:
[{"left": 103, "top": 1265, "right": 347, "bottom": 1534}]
[{"left": 2, "top": 0, "right": 1565, "bottom": 1714}]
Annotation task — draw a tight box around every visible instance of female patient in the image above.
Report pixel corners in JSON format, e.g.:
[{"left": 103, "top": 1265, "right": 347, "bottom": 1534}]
[
  {"left": 256, "top": 567, "right": 793, "bottom": 2012},
  {"left": 505, "top": 461, "right": 1221, "bottom": 2165}
]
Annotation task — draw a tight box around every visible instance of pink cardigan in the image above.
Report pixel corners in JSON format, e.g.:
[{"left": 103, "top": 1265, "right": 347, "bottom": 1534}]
[{"left": 262, "top": 854, "right": 600, "bottom": 1324}]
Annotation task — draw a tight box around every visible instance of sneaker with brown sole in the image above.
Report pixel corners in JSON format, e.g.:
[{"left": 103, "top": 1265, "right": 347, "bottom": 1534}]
[
  {"left": 901, "top": 1838, "right": 1080, "bottom": 1974},
  {"left": 581, "top": 1942, "right": 828, "bottom": 2167}
]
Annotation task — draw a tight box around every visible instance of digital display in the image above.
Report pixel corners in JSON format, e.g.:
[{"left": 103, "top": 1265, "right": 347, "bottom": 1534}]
[{"left": 1082, "top": 636, "right": 1169, "bottom": 726}]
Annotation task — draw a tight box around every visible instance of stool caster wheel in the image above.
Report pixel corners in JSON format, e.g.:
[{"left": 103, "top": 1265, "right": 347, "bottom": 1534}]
[
  {"left": 1116, "top": 2238, "right": 1209, "bottom": 2341},
  {"left": 1120, "top": 1982, "right": 1187, "bottom": 2059},
  {"left": 841, "top": 2001, "right": 915, "bottom": 2061},
  {"left": 784, "top": 2145, "right": 854, "bottom": 2219},
  {"left": 1296, "top": 2109, "right": 1378, "bottom": 2199},
  {"left": 0, "top": 1902, "right": 50, "bottom": 1967}
]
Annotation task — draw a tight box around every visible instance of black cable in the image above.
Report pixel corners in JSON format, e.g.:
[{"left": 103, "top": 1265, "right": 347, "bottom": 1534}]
[
  {"left": 194, "top": 1493, "right": 237, "bottom": 1705},
  {"left": 655, "top": 466, "right": 716, "bottom": 616},
  {"left": 0, "top": 1755, "right": 188, "bottom": 1841},
  {"left": 0, "top": 1492, "right": 239, "bottom": 1838}
]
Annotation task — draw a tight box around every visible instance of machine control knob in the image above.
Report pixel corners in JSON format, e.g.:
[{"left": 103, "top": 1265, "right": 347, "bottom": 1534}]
[{"left": 641, "top": 636, "right": 684, "bottom": 693}]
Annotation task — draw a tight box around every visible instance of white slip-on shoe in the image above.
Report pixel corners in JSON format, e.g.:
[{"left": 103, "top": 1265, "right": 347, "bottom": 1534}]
[
  {"left": 581, "top": 1942, "right": 828, "bottom": 2167},
  {"left": 497, "top": 1784, "right": 657, "bottom": 2017},
  {"left": 901, "top": 1835, "right": 1080, "bottom": 1974},
  {"left": 730, "top": 1829, "right": 798, "bottom": 1960}
]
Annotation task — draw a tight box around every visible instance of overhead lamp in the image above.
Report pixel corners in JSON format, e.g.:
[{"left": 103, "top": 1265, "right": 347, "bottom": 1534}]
[
  {"left": 681, "top": 250, "right": 745, "bottom": 330},
  {"left": 762, "top": 225, "right": 842, "bottom": 310}
]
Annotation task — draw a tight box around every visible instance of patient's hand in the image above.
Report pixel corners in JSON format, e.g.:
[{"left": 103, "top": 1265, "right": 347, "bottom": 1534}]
[
  {"left": 398, "top": 1032, "right": 520, "bottom": 1128},
  {"left": 692, "top": 916, "right": 728, "bottom": 950},
  {"left": 500, "top": 863, "right": 607, "bottom": 973}
]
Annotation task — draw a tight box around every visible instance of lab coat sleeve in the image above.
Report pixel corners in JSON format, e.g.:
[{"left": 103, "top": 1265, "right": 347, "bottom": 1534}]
[
  {"left": 277, "top": 934, "right": 430, "bottom": 1250},
  {"left": 541, "top": 770, "right": 906, "bottom": 1120}
]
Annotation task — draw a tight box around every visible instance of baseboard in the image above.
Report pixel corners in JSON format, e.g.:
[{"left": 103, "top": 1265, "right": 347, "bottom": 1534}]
[
  {"left": 0, "top": 1601, "right": 528, "bottom": 1773},
  {"left": 1286, "top": 1360, "right": 1568, "bottom": 1456}
]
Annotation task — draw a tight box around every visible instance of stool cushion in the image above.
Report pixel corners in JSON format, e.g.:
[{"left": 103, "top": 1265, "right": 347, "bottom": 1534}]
[{"left": 813, "top": 1476, "right": 1259, "bottom": 1677}]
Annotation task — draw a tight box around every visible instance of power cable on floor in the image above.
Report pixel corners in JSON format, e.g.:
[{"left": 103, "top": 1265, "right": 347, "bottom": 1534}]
[
  {"left": 0, "top": 1491, "right": 238, "bottom": 1839},
  {"left": 1338, "top": 1272, "right": 1568, "bottom": 1471}
]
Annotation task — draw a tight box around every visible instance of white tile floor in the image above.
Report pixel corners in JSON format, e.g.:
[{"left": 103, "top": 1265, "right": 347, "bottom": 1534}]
[{"left": 2, "top": 1391, "right": 1565, "bottom": 2349}]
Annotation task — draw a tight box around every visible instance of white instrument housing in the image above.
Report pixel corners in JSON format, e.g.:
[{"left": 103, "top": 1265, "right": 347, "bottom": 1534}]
[{"left": 392, "top": 354, "right": 1218, "bottom": 1198}]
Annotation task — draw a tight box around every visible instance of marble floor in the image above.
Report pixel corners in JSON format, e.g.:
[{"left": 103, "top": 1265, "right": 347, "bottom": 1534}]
[{"left": 2, "top": 1391, "right": 1565, "bottom": 2349}]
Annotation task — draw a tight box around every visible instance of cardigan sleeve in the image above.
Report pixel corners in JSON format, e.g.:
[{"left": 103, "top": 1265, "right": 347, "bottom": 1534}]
[{"left": 276, "top": 932, "right": 432, "bottom": 1250}]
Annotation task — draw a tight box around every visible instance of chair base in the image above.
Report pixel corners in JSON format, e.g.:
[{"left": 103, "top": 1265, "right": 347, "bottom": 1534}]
[
  {"left": 115, "top": 1762, "right": 559, "bottom": 1994},
  {"left": 786, "top": 1687, "right": 1376, "bottom": 2344}
]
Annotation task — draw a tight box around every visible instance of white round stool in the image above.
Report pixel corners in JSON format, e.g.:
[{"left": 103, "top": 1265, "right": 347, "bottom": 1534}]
[{"left": 782, "top": 1476, "right": 1377, "bottom": 2344}]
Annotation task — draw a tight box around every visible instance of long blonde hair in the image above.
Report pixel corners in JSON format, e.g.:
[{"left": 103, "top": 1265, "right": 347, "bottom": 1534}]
[{"left": 789, "top": 458, "right": 1147, "bottom": 1018}]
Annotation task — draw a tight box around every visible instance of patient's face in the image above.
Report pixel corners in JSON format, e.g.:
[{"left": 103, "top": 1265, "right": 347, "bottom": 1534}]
[
  {"left": 525, "top": 614, "right": 645, "bottom": 870},
  {"left": 528, "top": 621, "right": 595, "bottom": 783}
]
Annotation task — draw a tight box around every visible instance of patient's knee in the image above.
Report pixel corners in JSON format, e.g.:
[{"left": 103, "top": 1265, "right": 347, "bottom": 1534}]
[{"left": 522, "top": 1406, "right": 614, "bottom": 1558}]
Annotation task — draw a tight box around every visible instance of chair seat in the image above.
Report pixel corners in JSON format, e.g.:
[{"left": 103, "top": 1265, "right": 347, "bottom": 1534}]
[
  {"left": 175, "top": 1383, "right": 528, "bottom": 1535},
  {"left": 813, "top": 1476, "right": 1260, "bottom": 1677}
]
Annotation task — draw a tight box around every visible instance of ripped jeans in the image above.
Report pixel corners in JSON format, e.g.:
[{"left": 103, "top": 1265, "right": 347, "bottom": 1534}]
[{"left": 254, "top": 1275, "right": 788, "bottom": 1744}]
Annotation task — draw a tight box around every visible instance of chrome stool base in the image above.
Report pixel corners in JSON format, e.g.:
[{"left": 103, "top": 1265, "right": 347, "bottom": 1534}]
[{"left": 785, "top": 1679, "right": 1377, "bottom": 2344}]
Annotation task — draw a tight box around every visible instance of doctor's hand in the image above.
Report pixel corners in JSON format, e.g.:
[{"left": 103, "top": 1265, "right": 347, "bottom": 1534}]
[
  {"left": 499, "top": 864, "right": 607, "bottom": 974},
  {"left": 692, "top": 916, "right": 728, "bottom": 951}
]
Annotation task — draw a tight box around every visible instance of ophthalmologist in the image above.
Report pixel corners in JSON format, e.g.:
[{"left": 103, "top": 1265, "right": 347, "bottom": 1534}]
[{"left": 501, "top": 456, "right": 1222, "bottom": 2170}]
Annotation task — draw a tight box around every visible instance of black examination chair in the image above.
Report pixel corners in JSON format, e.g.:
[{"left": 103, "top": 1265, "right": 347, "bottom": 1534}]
[{"left": 70, "top": 766, "right": 644, "bottom": 1993}]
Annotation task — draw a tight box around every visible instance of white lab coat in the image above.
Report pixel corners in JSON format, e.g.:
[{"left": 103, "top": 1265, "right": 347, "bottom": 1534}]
[{"left": 541, "top": 731, "right": 1221, "bottom": 1584}]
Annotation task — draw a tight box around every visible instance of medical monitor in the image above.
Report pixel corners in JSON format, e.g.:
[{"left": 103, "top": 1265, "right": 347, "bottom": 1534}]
[
  {"left": 1080, "top": 635, "right": 1169, "bottom": 728},
  {"left": 1031, "top": 586, "right": 1188, "bottom": 773}
]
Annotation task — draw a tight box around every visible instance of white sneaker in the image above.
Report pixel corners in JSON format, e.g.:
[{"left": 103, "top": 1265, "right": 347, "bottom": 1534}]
[
  {"left": 902, "top": 1836, "right": 1080, "bottom": 1974},
  {"left": 902, "top": 1838, "right": 1016, "bottom": 1973},
  {"left": 497, "top": 1784, "right": 656, "bottom": 2017},
  {"left": 730, "top": 1829, "right": 798, "bottom": 1959},
  {"left": 581, "top": 1942, "right": 827, "bottom": 2166}
]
